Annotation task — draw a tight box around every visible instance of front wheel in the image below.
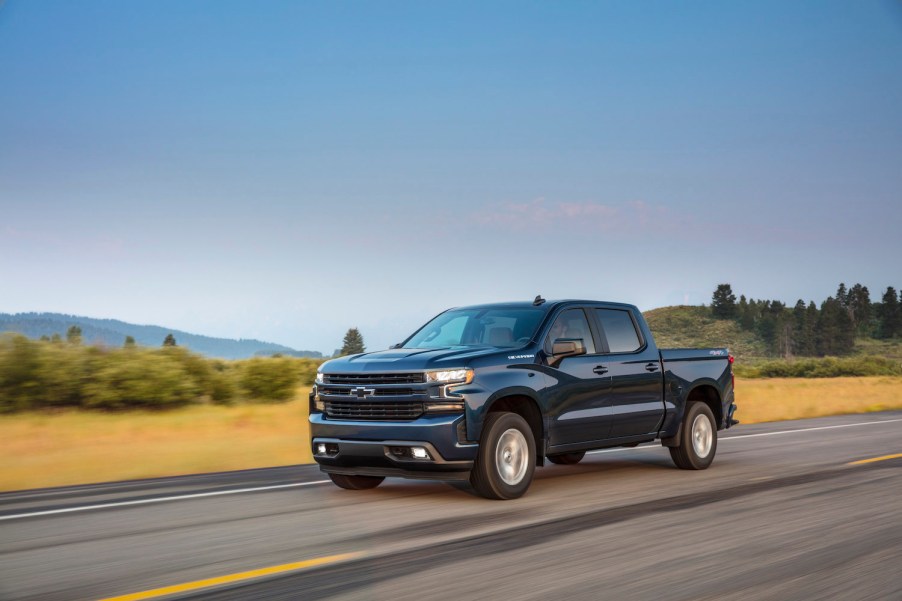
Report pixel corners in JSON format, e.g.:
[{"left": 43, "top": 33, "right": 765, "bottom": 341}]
[
  {"left": 470, "top": 412, "right": 536, "bottom": 500},
  {"left": 328, "top": 473, "right": 385, "bottom": 490},
  {"left": 669, "top": 402, "right": 717, "bottom": 470}
]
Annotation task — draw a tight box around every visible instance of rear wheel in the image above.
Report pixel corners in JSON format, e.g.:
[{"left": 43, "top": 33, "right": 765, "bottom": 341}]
[
  {"left": 470, "top": 412, "right": 536, "bottom": 500},
  {"left": 669, "top": 402, "right": 717, "bottom": 470},
  {"left": 328, "top": 473, "right": 385, "bottom": 490},
  {"left": 547, "top": 451, "right": 586, "bottom": 465}
]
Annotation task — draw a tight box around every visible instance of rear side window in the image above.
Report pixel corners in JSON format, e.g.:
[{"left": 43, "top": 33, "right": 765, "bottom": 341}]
[{"left": 596, "top": 309, "right": 642, "bottom": 353}]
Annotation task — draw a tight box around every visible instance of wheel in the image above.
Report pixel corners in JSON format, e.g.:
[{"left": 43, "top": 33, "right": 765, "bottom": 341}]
[
  {"left": 547, "top": 451, "right": 586, "bottom": 465},
  {"left": 328, "top": 473, "right": 385, "bottom": 490},
  {"left": 669, "top": 402, "right": 717, "bottom": 470},
  {"left": 470, "top": 412, "right": 536, "bottom": 500}
]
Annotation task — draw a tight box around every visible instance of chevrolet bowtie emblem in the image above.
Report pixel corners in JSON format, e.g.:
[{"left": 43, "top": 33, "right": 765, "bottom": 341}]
[{"left": 350, "top": 387, "right": 376, "bottom": 399}]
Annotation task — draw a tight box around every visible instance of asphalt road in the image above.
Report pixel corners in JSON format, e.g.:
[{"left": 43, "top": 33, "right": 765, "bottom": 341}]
[{"left": 2, "top": 411, "right": 901, "bottom": 601}]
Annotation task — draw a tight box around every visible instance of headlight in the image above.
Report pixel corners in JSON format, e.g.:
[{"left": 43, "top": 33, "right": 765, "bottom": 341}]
[
  {"left": 425, "top": 368, "right": 474, "bottom": 384},
  {"left": 315, "top": 369, "right": 325, "bottom": 384}
]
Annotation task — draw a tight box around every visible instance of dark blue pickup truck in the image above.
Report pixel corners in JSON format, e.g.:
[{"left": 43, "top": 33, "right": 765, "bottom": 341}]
[{"left": 310, "top": 298, "right": 737, "bottom": 499}]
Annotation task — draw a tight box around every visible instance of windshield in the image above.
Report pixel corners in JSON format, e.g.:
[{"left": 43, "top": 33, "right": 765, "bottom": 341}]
[{"left": 404, "top": 307, "right": 546, "bottom": 349}]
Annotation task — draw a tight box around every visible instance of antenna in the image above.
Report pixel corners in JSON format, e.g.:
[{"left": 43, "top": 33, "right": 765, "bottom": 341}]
[{"left": 533, "top": 295, "right": 546, "bottom": 306}]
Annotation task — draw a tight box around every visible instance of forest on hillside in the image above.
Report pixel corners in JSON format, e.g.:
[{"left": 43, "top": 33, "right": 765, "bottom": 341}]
[{"left": 710, "top": 282, "right": 901, "bottom": 358}]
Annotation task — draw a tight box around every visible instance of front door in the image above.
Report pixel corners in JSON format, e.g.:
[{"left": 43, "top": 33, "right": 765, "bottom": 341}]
[{"left": 543, "top": 308, "right": 613, "bottom": 446}]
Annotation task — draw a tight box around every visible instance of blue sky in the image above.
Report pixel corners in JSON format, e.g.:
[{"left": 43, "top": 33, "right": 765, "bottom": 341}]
[{"left": 2, "top": 1, "right": 901, "bottom": 354}]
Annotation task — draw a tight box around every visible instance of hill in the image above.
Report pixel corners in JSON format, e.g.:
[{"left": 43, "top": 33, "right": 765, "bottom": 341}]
[
  {"left": 0, "top": 313, "right": 322, "bottom": 360},
  {"left": 643, "top": 305, "right": 902, "bottom": 363},
  {"left": 643, "top": 306, "right": 767, "bottom": 361}
]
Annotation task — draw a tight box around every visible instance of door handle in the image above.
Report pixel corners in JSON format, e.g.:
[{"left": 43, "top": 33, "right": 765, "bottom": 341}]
[
  {"left": 645, "top": 362, "right": 659, "bottom": 372},
  {"left": 593, "top": 365, "right": 608, "bottom": 375}
]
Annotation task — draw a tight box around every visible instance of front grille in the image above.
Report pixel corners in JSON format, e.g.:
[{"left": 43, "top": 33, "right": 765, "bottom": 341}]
[
  {"left": 320, "top": 387, "right": 418, "bottom": 397},
  {"left": 324, "top": 400, "right": 424, "bottom": 420},
  {"left": 324, "top": 373, "right": 426, "bottom": 385}
]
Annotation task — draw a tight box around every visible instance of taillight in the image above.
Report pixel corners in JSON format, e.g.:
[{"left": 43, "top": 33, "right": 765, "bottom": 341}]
[{"left": 729, "top": 354, "right": 735, "bottom": 389}]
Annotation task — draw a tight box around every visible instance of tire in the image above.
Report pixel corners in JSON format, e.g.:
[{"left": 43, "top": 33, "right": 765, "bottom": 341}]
[
  {"left": 547, "top": 451, "right": 586, "bottom": 465},
  {"left": 328, "top": 473, "right": 385, "bottom": 490},
  {"left": 470, "top": 412, "right": 536, "bottom": 500},
  {"left": 669, "top": 402, "right": 718, "bottom": 470}
]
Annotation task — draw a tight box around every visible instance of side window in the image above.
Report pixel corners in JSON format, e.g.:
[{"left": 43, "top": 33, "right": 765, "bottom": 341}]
[
  {"left": 596, "top": 309, "right": 642, "bottom": 353},
  {"left": 544, "top": 309, "right": 596, "bottom": 354}
]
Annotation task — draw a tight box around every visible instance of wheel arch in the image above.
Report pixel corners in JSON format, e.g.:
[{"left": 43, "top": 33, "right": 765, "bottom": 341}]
[
  {"left": 662, "top": 382, "right": 723, "bottom": 448},
  {"left": 481, "top": 392, "right": 545, "bottom": 466}
]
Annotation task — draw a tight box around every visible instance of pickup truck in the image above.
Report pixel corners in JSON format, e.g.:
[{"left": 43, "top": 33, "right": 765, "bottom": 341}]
[{"left": 310, "top": 298, "right": 737, "bottom": 499}]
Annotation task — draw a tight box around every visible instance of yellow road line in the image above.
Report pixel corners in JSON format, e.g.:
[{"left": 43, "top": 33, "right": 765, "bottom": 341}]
[
  {"left": 98, "top": 552, "right": 360, "bottom": 601},
  {"left": 848, "top": 453, "right": 902, "bottom": 465}
]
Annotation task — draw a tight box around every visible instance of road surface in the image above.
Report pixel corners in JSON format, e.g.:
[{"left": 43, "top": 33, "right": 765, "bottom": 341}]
[{"left": 1, "top": 411, "right": 900, "bottom": 600}]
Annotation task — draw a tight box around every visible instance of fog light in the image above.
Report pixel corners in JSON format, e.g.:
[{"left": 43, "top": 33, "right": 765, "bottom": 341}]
[
  {"left": 316, "top": 443, "right": 327, "bottom": 455},
  {"left": 411, "top": 447, "right": 430, "bottom": 459}
]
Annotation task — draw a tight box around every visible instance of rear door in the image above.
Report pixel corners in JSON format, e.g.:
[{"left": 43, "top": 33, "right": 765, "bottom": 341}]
[
  {"left": 543, "top": 307, "right": 613, "bottom": 446},
  {"left": 593, "top": 308, "right": 665, "bottom": 438}
]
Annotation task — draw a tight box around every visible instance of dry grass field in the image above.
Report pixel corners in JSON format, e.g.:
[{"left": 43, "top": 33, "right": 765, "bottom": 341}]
[
  {"left": 736, "top": 376, "right": 902, "bottom": 423},
  {"left": 1, "top": 390, "right": 314, "bottom": 492},
  {"left": 2, "top": 378, "right": 901, "bottom": 492}
]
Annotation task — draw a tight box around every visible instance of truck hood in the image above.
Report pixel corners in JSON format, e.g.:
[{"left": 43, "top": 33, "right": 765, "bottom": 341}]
[{"left": 323, "top": 346, "right": 508, "bottom": 372}]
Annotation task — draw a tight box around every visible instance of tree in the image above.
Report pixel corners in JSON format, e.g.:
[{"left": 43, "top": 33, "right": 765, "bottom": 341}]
[
  {"left": 162, "top": 334, "right": 177, "bottom": 347},
  {"left": 879, "top": 287, "right": 901, "bottom": 338},
  {"left": 739, "top": 296, "right": 756, "bottom": 330},
  {"left": 339, "top": 328, "right": 365, "bottom": 356},
  {"left": 66, "top": 325, "right": 82, "bottom": 345},
  {"left": 50, "top": 333, "right": 62, "bottom": 343},
  {"left": 836, "top": 283, "right": 849, "bottom": 309},
  {"left": 847, "top": 283, "right": 871, "bottom": 335},
  {"left": 792, "top": 300, "right": 816, "bottom": 356},
  {"left": 816, "top": 297, "right": 855, "bottom": 355},
  {"left": 124, "top": 335, "right": 136, "bottom": 348},
  {"left": 711, "top": 284, "right": 737, "bottom": 319}
]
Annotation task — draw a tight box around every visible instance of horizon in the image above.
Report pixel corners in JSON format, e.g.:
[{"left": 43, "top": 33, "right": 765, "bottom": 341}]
[
  {"left": 2, "top": 2, "right": 901, "bottom": 353},
  {"left": 1, "top": 279, "right": 893, "bottom": 356}
]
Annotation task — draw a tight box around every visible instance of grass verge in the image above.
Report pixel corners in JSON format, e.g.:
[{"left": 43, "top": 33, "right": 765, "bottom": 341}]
[
  {"left": 2, "top": 379, "right": 901, "bottom": 491},
  {"left": 736, "top": 376, "right": 902, "bottom": 424},
  {"left": 1, "top": 388, "right": 313, "bottom": 492}
]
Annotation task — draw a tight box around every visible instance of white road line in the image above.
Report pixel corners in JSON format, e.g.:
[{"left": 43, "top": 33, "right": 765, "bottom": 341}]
[
  {"left": 0, "top": 480, "right": 330, "bottom": 522},
  {"left": 588, "top": 417, "right": 902, "bottom": 454},
  {"left": 720, "top": 418, "right": 902, "bottom": 440},
  {"left": 3, "top": 417, "right": 900, "bottom": 522}
]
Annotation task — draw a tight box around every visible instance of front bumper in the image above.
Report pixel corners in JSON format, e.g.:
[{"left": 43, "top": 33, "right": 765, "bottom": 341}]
[{"left": 309, "top": 412, "right": 477, "bottom": 481}]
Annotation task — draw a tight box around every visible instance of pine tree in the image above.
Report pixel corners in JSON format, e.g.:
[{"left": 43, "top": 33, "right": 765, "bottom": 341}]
[
  {"left": 124, "top": 335, "right": 136, "bottom": 348},
  {"left": 739, "top": 297, "right": 756, "bottom": 330},
  {"left": 792, "top": 300, "right": 815, "bottom": 356},
  {"left": 879, "top": 287, "right": 901, "bottom": 338},
  {"left": 816, "top": 298, "right": 840, "bottom": 355},
  {"left": 817, "top": 297, "right": 855, "bottom": 355},
  {"left": 339, "top": 328, "right": 366, "bottom": 356},
  {"left": 162, "top": 334, "right": 177, "bottom": 347},
  {"left": 711, "top": 284, "right": 737, "bottom": 319},
  {"left": 847, "top": 283, "right": 871, "bottom": 335},
  {"left": 66, "top": 325, "right": 82, "bottom": 345},
  {"left": 836, "top": 283, "right": 849, "bottom": 309}
]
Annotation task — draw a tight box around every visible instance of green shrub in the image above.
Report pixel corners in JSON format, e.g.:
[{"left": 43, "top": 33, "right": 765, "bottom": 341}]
[
  {"left": 735, "top": 356, "right": 902, "bottom": 378},
  {"left": 237, "top": 357, "right": 300, "bottom": 402},
  {"left": 0, "top": 335, "right": 43, "bottom": 412},
  {"left": 0, "top": 336, "right": 323, "bottom": 412},
  {"left": 81, "top": 349, "right": 199, "bottom": 409}
]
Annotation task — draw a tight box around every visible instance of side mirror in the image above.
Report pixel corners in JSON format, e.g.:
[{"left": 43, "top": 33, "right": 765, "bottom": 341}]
[{"left": 550, "top": 338, "right": 586, "bottom": 365}]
